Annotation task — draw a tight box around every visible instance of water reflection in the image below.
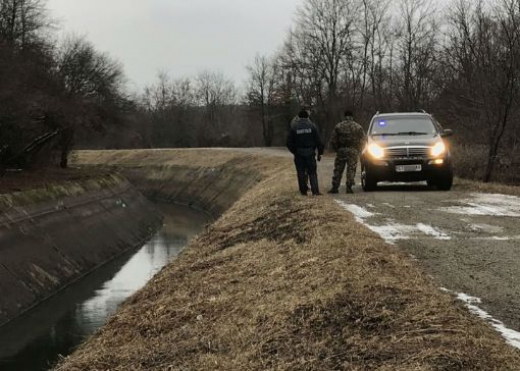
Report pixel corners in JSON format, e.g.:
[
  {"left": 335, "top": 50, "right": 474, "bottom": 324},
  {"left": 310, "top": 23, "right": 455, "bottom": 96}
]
[{"left": 0, "top": 203, "right": 209, "bottom": 371}]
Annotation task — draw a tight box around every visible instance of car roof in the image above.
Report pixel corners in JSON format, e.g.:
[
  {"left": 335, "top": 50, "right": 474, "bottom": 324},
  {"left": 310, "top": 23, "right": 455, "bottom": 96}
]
[{"left": 372, "top": 112, "right": 432, "bottom": 119}]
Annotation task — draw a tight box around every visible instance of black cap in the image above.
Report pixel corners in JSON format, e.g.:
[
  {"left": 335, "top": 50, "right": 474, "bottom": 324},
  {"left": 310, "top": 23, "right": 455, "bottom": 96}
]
[
  {"left": 344, "top": 109, "right": 354, "bottom": 117},
  {"left": 298, "top": 110, "right": 309, "bottom": 119}
]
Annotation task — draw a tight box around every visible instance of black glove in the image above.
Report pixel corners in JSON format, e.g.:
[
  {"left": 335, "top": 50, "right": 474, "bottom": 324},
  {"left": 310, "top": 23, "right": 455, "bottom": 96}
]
[{"left": 317, "top": 155, "right": 322, "bottom": 162}]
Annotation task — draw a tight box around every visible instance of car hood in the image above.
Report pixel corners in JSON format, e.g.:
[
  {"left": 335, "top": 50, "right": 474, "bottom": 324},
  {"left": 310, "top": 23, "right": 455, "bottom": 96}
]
[{"left": 369, "top": 134, "right": 440, "bottom": 148}]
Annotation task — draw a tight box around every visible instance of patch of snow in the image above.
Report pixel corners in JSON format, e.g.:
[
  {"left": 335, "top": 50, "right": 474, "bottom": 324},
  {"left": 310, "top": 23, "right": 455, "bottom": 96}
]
[
  {"left": 456, "top": 292, "right": 520, "bottom": 349},
  {"left": 441, "top": 193, "right": 520, "bottom": 217},
  {"left": 336, "top": 200, "right": 452, "bottom": 244},
  {"left": 470, "top": 224, "right": 504, "bottom": 234},
  {"left": 441, "top": 288, "right": 520, "bottom": 349},
  {"left": 416, "top": 223, "right": 451, "bottom": 240},
  {"left": 368, "top": 222, "right": 451, "bottom": 243},
  {"left": 366, "top": 224, "right": 412, "bottom": 243},
  {"left": 382, "top": 203, "right": 396, "bottom": 209},
  {"left": 338, "top": 203, "right": 376, "bottom": 222}
]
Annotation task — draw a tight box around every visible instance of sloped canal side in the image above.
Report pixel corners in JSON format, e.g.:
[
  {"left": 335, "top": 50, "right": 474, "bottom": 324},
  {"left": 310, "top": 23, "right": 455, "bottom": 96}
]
[{"left": 0, "top": 204, "right": 210, "bottom": 371}]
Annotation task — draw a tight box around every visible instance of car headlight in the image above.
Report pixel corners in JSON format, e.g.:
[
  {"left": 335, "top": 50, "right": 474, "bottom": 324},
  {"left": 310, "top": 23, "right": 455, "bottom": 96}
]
[
  {"left": 368, "top": 143, "right": 385, "bottom": 159},
  {"left": 431, "top": 141, "right": 446, "bottom": 157}
]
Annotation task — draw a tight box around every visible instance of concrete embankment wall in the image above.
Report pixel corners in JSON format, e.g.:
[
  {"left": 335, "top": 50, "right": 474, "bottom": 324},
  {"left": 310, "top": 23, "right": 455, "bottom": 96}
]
[
  {"left": 0, "top": 175, "right": 162, "bottom": 326},
  {"left": 122, "top": 163, "right": 261, "bottom": 218},
  {"left": 73, "top": 150, "right": 268, "bottom": 218}
]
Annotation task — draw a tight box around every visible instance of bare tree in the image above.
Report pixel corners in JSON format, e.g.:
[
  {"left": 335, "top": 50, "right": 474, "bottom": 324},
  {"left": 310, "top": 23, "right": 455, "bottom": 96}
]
[
  {"left": 356, "top": 0, "right": 390, "bottom": 112},
  {"left": 246, "top": 53, "right": 279, "bottom": 146},
  {"left": 194, "top": 71, "right": 236, "bottom": 145},
  {"left": 394, "top": 0, "right": 439, "bottom": 111},
  {"left": 443, "top": 0, "right": 520, "bottom": 181},
  {"left": 58, "top": 36, "right": 124, "bottom": 101},
  {"left": 56, "top": 35, "right": 125, "bottom": 165},
  {"left": 0, "top": 0, "right": 49, "bottom": 47},
  {"left": 286, "top": 0, "right": 360, "bottom": 137}
]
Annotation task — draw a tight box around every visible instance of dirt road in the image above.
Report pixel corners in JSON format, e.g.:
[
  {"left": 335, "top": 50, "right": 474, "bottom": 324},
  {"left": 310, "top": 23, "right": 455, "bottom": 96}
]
[
  {"left": 174, "top": 148, "right": 520, "bottom": 342},
  {"left": 315, "top": 160, "right": 520, "bottom": 339}
]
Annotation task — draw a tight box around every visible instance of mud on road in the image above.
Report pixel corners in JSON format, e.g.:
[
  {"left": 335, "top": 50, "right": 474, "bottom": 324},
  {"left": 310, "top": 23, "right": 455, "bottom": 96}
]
[{"left": 323, "top": 165, "right": 520, "bottom": 337}]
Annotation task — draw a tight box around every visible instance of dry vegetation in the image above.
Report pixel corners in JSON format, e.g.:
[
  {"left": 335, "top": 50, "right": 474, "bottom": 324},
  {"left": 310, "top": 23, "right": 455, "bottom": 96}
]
[
  {"left": 0, "top": 169, "right": 123, "bottom": 212},
  {"left": 454, "top": 177, "right": 520, "bottom": 198},
  {"left": 55, "top": 150, "right": 520, "bottom": 370}
]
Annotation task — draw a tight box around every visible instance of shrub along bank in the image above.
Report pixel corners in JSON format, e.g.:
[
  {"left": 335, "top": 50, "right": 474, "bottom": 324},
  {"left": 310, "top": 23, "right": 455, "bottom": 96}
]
[{"left": 55, "top": 149, "right": 520, "bottom": 370}]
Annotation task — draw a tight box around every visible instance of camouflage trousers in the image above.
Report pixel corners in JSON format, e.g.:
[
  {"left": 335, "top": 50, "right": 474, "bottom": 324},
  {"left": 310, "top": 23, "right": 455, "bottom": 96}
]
[{"left": 332, "top": 148, "right": 359, "bottom": 189}]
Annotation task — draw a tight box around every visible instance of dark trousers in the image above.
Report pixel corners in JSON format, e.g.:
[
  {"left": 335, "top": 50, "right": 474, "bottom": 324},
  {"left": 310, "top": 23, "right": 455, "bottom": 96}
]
[{"left": 294, "top": 155, "right": 320, "bottom": 195}]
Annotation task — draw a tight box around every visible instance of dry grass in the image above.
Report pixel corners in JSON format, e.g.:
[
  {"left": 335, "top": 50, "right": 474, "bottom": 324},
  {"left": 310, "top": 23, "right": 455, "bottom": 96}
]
[
  {"left": 454, "top": 177, "right": 520, "bottom": 197},
  {"left": 452, "top": 144, "right": 520, "bottom": 185},
  {"left": 0, "top": 172, "right": 124, "bottom": 212},
  {"left": 0, "top": 166, "right": 116, "bottom": 194},
  {"left": 55, "top": 150, "right": 520, "bottom": 370}
]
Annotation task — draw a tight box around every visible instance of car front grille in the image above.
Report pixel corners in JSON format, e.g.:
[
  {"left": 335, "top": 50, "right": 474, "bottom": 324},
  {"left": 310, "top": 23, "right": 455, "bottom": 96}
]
[{"left": 385, "top": 146, "right": 429, "bottom": 159}]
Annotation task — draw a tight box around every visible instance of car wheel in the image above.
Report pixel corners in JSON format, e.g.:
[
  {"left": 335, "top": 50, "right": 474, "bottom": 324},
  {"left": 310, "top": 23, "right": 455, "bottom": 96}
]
[
  {"left": 427, "top": 179, "right": 436, "bottom": 188},
  {"left": 362, "top": 166, "right": 377, "bottom": 192},
  {"left": 436, "top": 173, "right": 453, "bottom": 191}
]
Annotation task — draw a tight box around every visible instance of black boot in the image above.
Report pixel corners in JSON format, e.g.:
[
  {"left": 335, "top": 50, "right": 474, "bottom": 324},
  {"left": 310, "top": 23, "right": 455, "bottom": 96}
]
[
  {"left": 346, "top": 185, "right": 354, "bottom": 194},
  {"left": 328, "top": 188, "right": 339, "bottom": 194}
]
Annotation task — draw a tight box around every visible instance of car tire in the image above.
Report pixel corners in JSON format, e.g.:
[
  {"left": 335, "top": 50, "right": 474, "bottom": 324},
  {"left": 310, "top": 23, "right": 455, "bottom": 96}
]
[
  {"left": 362, "top": 166, "right": 378, "bottom": 192},
  {"left": 435, "top": 173, "right": 453, "bottom": 191}
]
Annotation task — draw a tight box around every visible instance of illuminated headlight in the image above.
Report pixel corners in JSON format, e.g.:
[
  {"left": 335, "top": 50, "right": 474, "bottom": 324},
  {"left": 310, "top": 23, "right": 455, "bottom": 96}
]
[
  {"left": 431, "top": 141, "right": 446, "bottom": 157},
  {"left": 368, "top": 143, "right": 385, "bottom": 159}
]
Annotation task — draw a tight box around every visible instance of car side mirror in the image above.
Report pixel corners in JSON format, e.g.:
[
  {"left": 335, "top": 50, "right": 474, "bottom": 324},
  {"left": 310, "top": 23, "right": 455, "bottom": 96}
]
[{"left": 441, "top": 129, "right": 453, "bottom": 138}]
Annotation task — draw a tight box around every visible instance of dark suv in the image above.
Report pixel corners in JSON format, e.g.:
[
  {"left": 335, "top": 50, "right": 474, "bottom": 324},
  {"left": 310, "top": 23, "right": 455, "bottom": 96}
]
[{"left": 360, "top": 112, "right": 454, "bottom": 191}]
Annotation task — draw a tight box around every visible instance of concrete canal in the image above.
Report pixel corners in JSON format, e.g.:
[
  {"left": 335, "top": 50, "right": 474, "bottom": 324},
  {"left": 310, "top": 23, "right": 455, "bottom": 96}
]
[{"left": 0, "top": 203, "right": 209, "bottom": 371}]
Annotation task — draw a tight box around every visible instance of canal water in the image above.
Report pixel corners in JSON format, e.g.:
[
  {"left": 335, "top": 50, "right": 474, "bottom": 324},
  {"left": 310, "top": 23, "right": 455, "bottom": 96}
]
[{"left": 0, "top": 204, "right": 210, "bottom": 371}]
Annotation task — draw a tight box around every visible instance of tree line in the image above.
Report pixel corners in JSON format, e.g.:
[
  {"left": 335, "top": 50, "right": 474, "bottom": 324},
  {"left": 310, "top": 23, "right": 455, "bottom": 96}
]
[
  {"left": 0, "top": 0, "right": 127, "bottom": 171},
  {"left": 242, "top": 0, "right": 520, "bottom": 183},
  {"left": 2, "top": 0, "right": 520, "bottom": 183},
  {"left": 143, "top": 0, "right": 520, "bottom": 182}
]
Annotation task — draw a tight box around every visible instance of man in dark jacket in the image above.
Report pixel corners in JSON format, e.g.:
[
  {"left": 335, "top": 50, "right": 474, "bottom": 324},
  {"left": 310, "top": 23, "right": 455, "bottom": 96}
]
[{"left": 286, "top": 110, "right": 325, "bottom": 196}]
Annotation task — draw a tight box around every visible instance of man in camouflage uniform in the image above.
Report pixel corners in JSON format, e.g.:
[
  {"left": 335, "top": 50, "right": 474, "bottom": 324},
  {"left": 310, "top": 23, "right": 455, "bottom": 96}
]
[{"left": 328, "top": 110, "right": 366, "bottom": 194}]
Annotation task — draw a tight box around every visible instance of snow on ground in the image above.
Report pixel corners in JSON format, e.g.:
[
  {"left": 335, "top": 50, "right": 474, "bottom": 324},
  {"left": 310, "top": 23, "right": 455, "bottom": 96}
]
[
  {"left": 440, "top": 193, "right": 520, "bottom": 217},
  {"left": 341, "top": 204, "right": 376, "bottom": 222},
  {"left": 441, "top": 288, "right": 520, "bottom": 349},
  {"left": 336, "top": 193, "right": 520, "bottom": 351},
  {"left": 468, "top": 223, "right": 505, "bottom": 234},
  {"left": 416, "top": 223, "right": 451, "bottom": 240},
  {"left": 336, "top": 200, "right": 451, "bottom": 244}
]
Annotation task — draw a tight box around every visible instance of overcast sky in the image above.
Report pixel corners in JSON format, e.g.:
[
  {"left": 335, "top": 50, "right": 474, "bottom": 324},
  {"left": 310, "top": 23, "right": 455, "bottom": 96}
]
[{"left": 46, "top": 0, "right": 301, "bottom": 91}]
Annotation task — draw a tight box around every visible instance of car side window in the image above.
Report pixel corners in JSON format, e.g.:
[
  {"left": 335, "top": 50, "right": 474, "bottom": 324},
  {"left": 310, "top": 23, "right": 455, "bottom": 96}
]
[
  {"left": 368, "top": 119, "right": 375, "bottom": 134},
  {"left": 432, "top": 118, "right": 444, "bottom": 133}
]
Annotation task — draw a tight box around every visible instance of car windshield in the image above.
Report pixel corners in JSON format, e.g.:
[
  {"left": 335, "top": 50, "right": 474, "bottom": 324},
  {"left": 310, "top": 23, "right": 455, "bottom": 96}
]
[{"left": 370, "top": 116, "right": 436, "bottom": 136}]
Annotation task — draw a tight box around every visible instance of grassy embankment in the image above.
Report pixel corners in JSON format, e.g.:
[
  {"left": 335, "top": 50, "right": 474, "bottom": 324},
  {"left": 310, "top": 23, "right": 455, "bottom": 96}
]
[
  {"left": 51, "top": 149, "right": 520, "bottom": 370},
  {"left": 0, "top": 171, "right": 124, "bottom": 212}
]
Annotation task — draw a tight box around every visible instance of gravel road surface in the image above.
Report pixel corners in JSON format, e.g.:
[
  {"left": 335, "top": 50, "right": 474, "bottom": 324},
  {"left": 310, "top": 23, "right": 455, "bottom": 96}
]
[
  {"left": 325, "top": 170, "right": 520, "bottom": 336},
  {"left": 233, "top": 148, "right": 520, "bottom": 338}
]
